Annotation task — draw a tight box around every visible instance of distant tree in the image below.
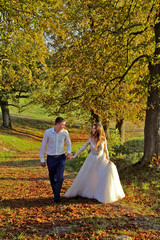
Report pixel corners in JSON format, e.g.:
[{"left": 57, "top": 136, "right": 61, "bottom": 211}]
[
  {"left": 0, "top": 0, "right": 63, "bottom": 127},
  {"left": 1, "top": 29, "right": 50, "bottom": 127}
]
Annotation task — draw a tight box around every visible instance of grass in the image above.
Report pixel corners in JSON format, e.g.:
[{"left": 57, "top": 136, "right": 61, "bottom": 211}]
[
  {"left": 0, "top": 114, "right": 159, "bottom": 239},
  {"left": 0, "top": 134, "right": 40, "bottom": 152},
  {"left": 8, "top": 102, "right": 54, "bottom": 120}
]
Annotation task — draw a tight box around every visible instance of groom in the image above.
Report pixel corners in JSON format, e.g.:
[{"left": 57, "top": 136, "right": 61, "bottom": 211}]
[{"left": 40, "top": 117, "right": 71, "bottom": 203}]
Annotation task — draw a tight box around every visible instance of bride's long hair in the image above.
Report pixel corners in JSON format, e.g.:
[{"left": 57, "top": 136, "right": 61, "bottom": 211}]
[{"left": 91, "top": 123, "right": 106, "bottom": 149}]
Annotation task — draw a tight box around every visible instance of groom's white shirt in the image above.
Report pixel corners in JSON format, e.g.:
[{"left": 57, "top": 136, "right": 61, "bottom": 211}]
[{"left": 39, "top": 127, "right": 71, "bottom": 162}]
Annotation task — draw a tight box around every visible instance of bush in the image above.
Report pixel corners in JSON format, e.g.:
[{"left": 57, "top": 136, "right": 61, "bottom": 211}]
[
  {"left": 113, "top": 137, "right": 144, "bottom": 155},
  {"left": 107, "top": 129, "right": 121, "bottom": 157}
]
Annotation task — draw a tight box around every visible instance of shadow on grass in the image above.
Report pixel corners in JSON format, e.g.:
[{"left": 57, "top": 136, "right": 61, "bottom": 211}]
[
  {"left": 113, "top": 138, "right": 144, "bottom": 155},
  {"left": 0, "top": 159, "right": 40, "bottom": 167},
  {"left": 119, "top": 163, "right": 160, "bottom": 186},
  {"left": 11, "top": 115, "right": 85, "bottom": 130},
  {"left": 0, "top": 126, "right": 43, "bottom": 142},
  {"left": 0, "top": 196, "right": 99, "bottom": 209},
  {"left": 11, "top": 115, "right": 53, "bottom": 130},
  {"left": 0, "top": 176, "right": 48, "bottom": 181},
  {"left": 12, "top": 128, "right": 43, "bottom": 141}
]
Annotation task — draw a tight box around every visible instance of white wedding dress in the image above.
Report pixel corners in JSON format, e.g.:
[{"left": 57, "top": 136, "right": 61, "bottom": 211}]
[{"left": 64, "top": 138, "right": 125, "bottom": 203}]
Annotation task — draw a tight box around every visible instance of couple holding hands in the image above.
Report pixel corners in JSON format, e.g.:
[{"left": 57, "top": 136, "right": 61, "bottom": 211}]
[{"left": 40, "top": 117, "right": 125, "bottom": 203}]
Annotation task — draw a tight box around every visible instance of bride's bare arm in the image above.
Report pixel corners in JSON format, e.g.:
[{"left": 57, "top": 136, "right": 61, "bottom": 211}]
[{"left": 71, "top": 139, "right": 90, "bottom": 159}]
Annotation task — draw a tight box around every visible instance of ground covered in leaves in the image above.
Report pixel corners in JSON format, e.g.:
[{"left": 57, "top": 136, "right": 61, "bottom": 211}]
[{"left": 0, "top": 118, "right": 160, "bottom": 239}]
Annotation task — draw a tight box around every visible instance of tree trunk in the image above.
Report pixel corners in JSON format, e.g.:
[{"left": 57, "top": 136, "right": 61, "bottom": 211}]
[
  {"left": 90, "top": 110, "right": 101, "bottom": 124},
  {"left": 0, "top": 100, "right": 12, "bottom": 128},
  {"left": 103, "top": 120, "right": 110, "bottom": 139},
  {"left": 142, "top": 20, "right": 160, "bottom": 165},
  {"left": 116, "top": 118, "right": 125, "bottom": 142}
]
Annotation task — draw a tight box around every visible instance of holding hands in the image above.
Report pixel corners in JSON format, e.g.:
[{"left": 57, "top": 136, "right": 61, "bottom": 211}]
[
  {"left": 66, "top": 154, "right": 76, "bottom": 160},
  {"left": 66, "top": 153, "right": 71, "bottom": 160}
]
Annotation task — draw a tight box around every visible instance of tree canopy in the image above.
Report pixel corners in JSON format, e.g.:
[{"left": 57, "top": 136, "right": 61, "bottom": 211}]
[
  {"left": 36, "top": 0, "right": 159, "bottom": 124},
  {"left": 1, "top": 0, "right": 159, "bottom": 164}
]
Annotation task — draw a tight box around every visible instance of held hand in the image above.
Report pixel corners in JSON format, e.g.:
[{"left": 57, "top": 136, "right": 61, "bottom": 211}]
[
  {"left": 70, "top": 155, "right": 76, "bottom": 160},
  {"left": 66, "top": 153, "right": 71, "bottom": 160},
  {"left": 41, "top": 162, "right": 46, "bottom": 167}
]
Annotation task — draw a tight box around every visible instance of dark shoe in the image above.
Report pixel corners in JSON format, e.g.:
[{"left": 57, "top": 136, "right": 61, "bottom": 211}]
[{"left": 54, "top": 199, "right": 61, "bottom": 203}]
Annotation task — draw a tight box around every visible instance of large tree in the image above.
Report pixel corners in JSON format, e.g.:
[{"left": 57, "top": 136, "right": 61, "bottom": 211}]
[
  {"left": 37, "top": 0, "right": 159, "bottom": 165},
  {"left": 143, "top": 17, "right": 160, "bottom": 164},
  {"left": 38, "top": 0, "right": 147, "bottom": 120}
]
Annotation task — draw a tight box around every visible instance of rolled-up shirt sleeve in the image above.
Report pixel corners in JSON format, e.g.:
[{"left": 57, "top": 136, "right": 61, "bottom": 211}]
[
  {"left": 39, "top": 131, "right": 48, "bottom": 162},
  {"left": 65, "top": 131, "right": 71, "bottom": 154}
]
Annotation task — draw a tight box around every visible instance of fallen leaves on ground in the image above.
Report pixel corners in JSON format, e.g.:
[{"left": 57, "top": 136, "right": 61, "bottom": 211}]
[{"left": 0, "top": 148, "right": 159, "bottom": 240}]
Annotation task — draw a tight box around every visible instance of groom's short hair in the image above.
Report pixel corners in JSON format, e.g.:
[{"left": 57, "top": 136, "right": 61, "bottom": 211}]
[{"left": 55, "top": 117, "right": 65, "bottom": 125}]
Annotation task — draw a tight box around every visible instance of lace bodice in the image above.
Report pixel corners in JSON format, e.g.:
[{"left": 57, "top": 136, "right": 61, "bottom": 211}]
[{"left": 74, "top": 137, "right": 109, "bottom": 158}]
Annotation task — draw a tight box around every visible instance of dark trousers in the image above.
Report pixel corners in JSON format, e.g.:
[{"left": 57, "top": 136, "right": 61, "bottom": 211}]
[{"left": 47, "top": 154, "right": 66, "bottom": 201}]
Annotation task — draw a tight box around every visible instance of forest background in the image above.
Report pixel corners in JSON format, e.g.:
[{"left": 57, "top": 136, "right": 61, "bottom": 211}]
[{"left": 0, "top": 0, "right": 160, "bottom": 239}]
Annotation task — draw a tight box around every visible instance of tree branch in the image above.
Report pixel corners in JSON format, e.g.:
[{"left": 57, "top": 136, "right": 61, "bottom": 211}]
[
  {"left": 102, "top": 54, "right": 150, "bottom": 94},
  {"left": 60, "top": 93, "right": 84, "bottom": 107},
  {"left": 8, "top": 101, "right": 34, "bottom": 109}
]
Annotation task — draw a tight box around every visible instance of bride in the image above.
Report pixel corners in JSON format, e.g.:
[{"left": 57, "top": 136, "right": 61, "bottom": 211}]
[{"left": 64, "top": 123, "right": 125, "bottom": 203}]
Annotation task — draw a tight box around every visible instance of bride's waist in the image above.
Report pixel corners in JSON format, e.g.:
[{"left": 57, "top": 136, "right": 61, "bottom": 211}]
[{"left": 90, "top": 152, "right": 103, "bottom": 157}]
